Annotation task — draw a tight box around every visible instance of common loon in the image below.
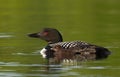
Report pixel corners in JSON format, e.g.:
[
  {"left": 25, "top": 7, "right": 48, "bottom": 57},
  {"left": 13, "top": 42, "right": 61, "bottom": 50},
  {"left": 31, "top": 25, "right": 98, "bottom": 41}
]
[{"left": 28, "top": 28, "right": 111, "bottom": 61}]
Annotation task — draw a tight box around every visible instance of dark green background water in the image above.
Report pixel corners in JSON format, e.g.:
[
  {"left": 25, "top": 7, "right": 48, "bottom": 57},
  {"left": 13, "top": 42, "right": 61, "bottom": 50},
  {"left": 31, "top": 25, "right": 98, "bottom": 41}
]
[{"left": 0, "top": 0, "right": 120, "bottom": 77}]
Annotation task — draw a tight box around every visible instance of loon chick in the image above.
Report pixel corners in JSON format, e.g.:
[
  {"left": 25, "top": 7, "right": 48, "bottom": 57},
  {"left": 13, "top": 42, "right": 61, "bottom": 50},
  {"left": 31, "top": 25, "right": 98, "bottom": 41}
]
[
  {"left": 51, "top": 45, "right": 76, "bottom": 63},
  {"left": 28, "top": 28, "right": 111, "bottom": 60},
  {"left": 51, "top": 45, "right": 96, "bottom": 63}
]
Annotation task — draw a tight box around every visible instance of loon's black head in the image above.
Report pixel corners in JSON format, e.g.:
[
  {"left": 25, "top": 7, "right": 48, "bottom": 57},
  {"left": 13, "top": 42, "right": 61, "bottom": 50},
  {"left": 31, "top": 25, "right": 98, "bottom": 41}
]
[{"left": 28, "top": 28, "right": 63, "bottom": 43}]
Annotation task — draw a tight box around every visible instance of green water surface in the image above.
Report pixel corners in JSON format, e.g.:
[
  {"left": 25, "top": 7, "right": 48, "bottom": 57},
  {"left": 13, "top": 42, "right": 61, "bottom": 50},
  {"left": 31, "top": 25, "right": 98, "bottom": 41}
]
[{"left": 0, "top": 0, "right": 120, "bottom": 77}]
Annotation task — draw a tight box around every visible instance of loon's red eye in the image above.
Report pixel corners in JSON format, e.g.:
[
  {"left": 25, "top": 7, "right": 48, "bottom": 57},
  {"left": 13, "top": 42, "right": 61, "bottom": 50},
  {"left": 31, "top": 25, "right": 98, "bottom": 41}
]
[{"left": 43, "top": 31, "right": 48, "bottom": 36}]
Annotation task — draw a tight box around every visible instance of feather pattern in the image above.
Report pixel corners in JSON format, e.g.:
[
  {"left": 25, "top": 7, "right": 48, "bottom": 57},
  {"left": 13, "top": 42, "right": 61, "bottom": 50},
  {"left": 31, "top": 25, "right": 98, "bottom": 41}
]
[{"left": 49, "top": 41, "right": 91, "bottom": 49}]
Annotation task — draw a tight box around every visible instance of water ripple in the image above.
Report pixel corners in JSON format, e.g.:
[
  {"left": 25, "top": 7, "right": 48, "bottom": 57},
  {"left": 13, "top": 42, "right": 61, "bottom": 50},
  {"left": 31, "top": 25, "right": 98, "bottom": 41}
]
[
  {"left": 0, "top": 72, "right": 23, "bottom": 77},
  {"left": 0, "top": 35, "right": 13, "bottom": 38},
  {"left": 0, "top": 62, "right": 45, "bottom": 67},
  {"left": 12, "top": 52, "right": 40, "bottom": 55}
]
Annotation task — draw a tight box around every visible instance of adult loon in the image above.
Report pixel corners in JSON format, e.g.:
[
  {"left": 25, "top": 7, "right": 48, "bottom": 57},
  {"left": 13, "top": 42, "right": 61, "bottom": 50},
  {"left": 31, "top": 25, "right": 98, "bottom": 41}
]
[{"left": 28, "top": 28, "right": 111, "bottom": 61}]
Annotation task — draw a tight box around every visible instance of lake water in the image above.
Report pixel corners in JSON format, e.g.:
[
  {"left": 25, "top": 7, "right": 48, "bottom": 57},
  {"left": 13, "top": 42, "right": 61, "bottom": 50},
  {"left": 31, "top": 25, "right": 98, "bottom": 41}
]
[{"left": 0, "top": 0, "right": 120, "bottom": 77}]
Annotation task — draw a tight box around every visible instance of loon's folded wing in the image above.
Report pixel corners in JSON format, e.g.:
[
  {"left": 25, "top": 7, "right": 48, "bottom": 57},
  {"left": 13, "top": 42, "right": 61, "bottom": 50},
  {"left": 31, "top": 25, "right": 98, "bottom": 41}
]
[{"left": 49, "top": 41, "right": 91, "bottom": 49}]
